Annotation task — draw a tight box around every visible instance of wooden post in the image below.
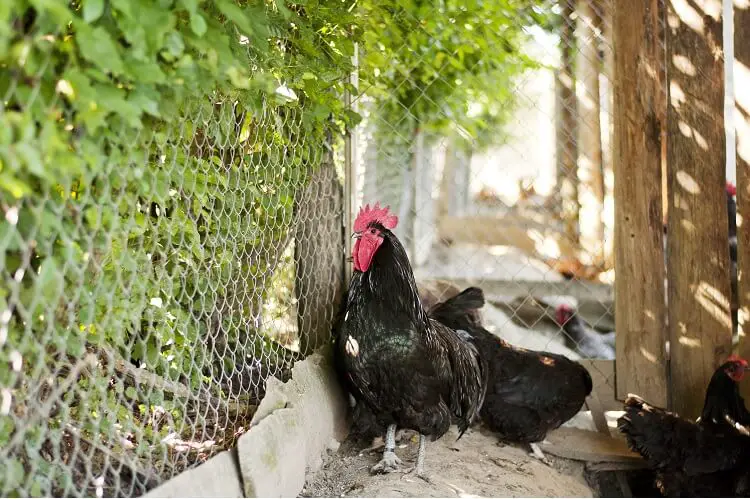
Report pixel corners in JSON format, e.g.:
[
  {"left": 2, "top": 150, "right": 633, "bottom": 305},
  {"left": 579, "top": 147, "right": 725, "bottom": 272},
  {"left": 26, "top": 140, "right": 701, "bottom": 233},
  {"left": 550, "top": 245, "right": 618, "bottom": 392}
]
[
  {"left": 577, "top": 0, "right": 605, "bottom": 256},
  {"left": 612, "top": 0, "right": 668, "bottom": 407},
  {"left": 295, "top": 156, "right": 345, "bottom": 356},
  {"left": 558, "top": 0, "right": 580, "bottom": 244},
  {"left": 735, "top": 2, "right": 750, "bottom": 398},
  {"left": 666, "top": 0, "right": 730, "bottom": 419}
]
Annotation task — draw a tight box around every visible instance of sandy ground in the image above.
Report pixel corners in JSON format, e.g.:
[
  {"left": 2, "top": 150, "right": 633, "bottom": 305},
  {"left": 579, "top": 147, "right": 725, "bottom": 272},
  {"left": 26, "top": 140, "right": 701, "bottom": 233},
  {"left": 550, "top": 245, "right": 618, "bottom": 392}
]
[{"left": 301, "top": 426, "right": 593, "bottom": 498}]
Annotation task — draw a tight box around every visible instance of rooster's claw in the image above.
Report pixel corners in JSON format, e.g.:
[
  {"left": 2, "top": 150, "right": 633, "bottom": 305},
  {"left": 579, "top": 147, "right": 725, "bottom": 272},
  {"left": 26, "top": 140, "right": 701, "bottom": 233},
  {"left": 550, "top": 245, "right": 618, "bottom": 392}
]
[{"left": 370, "top": 450, "right": 403, "bottom": 474}]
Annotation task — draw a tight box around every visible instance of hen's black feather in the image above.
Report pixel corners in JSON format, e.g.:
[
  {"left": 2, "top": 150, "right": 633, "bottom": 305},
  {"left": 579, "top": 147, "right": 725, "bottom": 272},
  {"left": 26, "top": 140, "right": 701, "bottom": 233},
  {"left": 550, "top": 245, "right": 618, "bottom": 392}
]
[
  {"left": 699, "top": 361, "right": 750, "bottom": 432},
  {"left": 429, "top": 287, "right": 592, "bottom": 443},
  {"left": 334, "top": 224, "right": 487, "bottom": 442},
  {"left": 618, "top": 395, "right": 750, "bottom": 497}
]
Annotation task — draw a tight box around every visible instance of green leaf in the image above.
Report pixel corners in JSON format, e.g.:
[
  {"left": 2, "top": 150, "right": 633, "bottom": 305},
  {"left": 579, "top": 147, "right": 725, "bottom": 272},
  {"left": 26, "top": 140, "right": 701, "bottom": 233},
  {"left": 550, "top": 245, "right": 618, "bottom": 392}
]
[
  {"left": 274, "top": 0, "right": 293, "bottom": 20},
  {"left": 179, "top": 0, "right": 199, "bottom": 14},
  {"left": 4, "top": 458, "right": 24, "bottom": 489},
  {"left": 83, "top": 0, "right": 105, "bottom": 22},
  {"left": 0, "top": 173, "right": 31, "bottom": 199},
  {"left": 65, "top": 334, "right": 85, "bottom": 357},
  {"left": 216, "top": 0, "right": 254, "bottom": 36},
  {"left": 75, "top": 24, "right": 125, "bottom": 75},
  {"left": 165, "top": 32, "right": 185, "bottom": 57},
  {"left": 36, "top": 258, "right": 63, "bottom": 304},
  {"left": 190, "top": 12, "right": 207, "bottom": 36}
]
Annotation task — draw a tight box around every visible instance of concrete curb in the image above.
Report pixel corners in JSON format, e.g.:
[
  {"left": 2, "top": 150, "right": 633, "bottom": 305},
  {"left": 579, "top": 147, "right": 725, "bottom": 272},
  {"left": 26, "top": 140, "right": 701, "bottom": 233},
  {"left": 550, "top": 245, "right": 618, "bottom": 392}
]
[
  {"left": 143, "top": 449, "right": 243, "bottom": 498},
  {"left": 238, "top": 351, "right": 348, "bottom": 497},
  {"left": 141, "top": 351, "right": 348, "bottom": 498}
]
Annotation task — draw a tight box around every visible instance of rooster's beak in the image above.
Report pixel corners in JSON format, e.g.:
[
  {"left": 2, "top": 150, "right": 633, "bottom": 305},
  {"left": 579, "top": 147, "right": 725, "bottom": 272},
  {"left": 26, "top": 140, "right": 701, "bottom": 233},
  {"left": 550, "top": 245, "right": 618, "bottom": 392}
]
[{"left": 351, "top": 232, "right": 361, "bottom": 240}]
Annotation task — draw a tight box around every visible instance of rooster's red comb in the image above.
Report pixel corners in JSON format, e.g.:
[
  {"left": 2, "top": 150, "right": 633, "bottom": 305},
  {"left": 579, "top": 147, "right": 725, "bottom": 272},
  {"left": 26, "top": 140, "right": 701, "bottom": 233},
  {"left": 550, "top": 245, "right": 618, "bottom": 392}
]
[
  {"left": 727, "top": 354, "right": 748, "bottom": 366},
  {"left": 354, "top": 202, "right": 398, "bottom": 232},
  {"left": 727, "top": 182, "right": 737, "bottom": 197}
]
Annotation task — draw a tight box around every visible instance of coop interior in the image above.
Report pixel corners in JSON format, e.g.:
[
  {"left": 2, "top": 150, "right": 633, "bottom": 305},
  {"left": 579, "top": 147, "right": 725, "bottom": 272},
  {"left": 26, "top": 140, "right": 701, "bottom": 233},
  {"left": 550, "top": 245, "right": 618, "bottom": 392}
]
[{"left": 351, "top": 0, "right": 619, "bottom": 410}]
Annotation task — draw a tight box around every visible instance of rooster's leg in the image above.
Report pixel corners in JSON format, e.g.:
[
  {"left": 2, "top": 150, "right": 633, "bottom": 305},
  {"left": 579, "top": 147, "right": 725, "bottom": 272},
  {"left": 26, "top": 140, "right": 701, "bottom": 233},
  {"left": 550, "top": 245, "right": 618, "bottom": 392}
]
[
  {"left": 402, "top": 433, "right": 433, "bottom": 484},
  {"left": 529, "top": 442, "right": 551, "bottom": 466},
  {"left": 370, "top": 424, "right": 403, "bottom": 474},
  {"left": 415, "top": 433, "right": 430, "bottom": 479}
]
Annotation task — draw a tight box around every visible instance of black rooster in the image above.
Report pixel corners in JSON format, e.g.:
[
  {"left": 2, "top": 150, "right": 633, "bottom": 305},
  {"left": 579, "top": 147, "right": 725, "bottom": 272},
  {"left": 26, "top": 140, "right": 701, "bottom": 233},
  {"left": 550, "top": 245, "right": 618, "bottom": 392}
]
[
  {"left": 334, "top": 203, "right": 487, "bottom": 478},
  {"left": 555, "top": 304, "right": 615, "bottom": 360},
  {"left": 429, "top": 287, "right": 592, "bottom": 463},
  {"left": 618, "top": 357, "right": 750, "bottom": 497}
]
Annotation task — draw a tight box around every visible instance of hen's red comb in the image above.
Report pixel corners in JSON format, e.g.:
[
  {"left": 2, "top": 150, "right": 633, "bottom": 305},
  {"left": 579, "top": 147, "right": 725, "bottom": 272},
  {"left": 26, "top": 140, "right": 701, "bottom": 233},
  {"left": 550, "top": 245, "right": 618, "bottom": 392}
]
[
  {"left": 353, "top": 202, "right": 398, "bottom": 232},
  {"left": 727, "top": 354, "right": 748, "bottom": 366},
  {"left": 727, "top": 182, "right": 737, "bottom": 197}
]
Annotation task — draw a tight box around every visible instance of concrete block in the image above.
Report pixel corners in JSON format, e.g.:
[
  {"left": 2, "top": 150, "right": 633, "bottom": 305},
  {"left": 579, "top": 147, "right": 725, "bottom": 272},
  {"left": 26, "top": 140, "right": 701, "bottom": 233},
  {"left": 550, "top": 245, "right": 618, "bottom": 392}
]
[
  {"left": 238, "top": 408, "right": 308, "bottom": 497},
  {"left": 143, "top": 450, "right": 243, "bottom": 498},
  {"left": 238, "top": 351, "right": 348, "bottom": 497}
]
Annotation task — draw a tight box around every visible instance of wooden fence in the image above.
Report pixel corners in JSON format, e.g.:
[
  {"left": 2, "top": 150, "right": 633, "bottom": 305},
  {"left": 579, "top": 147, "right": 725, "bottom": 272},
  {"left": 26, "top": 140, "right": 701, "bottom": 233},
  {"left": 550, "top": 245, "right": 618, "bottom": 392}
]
[{"left": 614, "top": 0, "right": 747, "bottom": 418}]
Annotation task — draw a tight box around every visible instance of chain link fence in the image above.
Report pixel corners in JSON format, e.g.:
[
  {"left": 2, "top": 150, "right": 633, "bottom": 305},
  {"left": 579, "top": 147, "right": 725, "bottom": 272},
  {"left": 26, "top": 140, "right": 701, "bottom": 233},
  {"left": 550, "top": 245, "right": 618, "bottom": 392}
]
[
  {"left": 0, "top": 3, "right": 348, "bottom": 496},
  {"left": 350, "top": 0, "right": 621, "bottom": 405}
]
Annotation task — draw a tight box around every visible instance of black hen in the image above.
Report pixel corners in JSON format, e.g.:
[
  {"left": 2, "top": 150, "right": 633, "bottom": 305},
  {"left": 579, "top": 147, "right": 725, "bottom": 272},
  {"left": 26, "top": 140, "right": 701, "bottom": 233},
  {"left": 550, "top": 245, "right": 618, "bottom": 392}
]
[
  {"left": 334, "top": 203, "right": 487, "bottom": 477},
  {"left": 555, "top": 304, "right": 615, "bottom": 360},
  {"left": 698, "top": 355, "right": 750, "bottom": 432},
  {"left": 429, "top": 287, "right": 592, "bottom": 459},
  {"left": 618, "top": 357, "right": 750, "bottom": 497}
]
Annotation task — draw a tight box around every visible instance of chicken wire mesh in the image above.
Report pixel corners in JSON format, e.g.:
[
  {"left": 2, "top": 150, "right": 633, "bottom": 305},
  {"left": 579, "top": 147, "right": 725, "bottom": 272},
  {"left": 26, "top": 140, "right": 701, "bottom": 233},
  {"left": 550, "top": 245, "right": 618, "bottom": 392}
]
[
  {"left": 348, "top": 0, "right": 655, "bottom": 400},
  {"left": 0, "top": 28, "right": 345, "bottom": 499}
]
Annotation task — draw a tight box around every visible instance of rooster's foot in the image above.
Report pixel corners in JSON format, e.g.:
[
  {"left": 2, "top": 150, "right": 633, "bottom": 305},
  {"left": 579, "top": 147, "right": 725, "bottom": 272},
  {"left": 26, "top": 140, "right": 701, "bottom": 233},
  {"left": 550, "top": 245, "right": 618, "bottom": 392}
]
[
  {"left": 402, "top": 467, "right": 433, "bottom": 484},
  {"left": 370, "top": 450, "right": 403, "bottom": 474},
  {"left": 529, "top": 442, "right": 551, "bottom": 466}
]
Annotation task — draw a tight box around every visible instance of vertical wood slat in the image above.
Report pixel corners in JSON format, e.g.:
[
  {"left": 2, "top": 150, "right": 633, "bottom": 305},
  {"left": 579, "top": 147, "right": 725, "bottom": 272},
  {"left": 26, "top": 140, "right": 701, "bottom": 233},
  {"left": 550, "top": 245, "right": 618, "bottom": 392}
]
[
  {"left": 735, "top": 3, "right": 750, "bottom": 399},
  {"left": 666, "top": 1, "right": 730, "bottom": 419},
  {"left": 577, "top": 0, "right": 605, "bottom": 252},
  {"left": 559, "top": 0, "right": 580, "bottom": 246},
  {"left": 612, "top": 0, "right": 668, "bottom": 407}
]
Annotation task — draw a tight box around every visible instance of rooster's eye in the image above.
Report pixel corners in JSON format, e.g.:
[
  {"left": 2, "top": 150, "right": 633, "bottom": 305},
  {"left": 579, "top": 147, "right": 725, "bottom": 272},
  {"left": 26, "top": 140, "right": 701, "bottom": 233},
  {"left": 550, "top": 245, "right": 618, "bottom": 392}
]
[{"left": 370, "top": 229, "right": 377, "bottom": 235}]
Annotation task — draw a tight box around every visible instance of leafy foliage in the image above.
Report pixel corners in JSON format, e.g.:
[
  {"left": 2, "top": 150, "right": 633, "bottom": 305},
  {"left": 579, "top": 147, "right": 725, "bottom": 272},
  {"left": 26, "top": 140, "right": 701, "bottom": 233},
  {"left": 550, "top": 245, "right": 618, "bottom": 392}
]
[{"left": 356, "top": 0, "right": 552, "bottom": 150}]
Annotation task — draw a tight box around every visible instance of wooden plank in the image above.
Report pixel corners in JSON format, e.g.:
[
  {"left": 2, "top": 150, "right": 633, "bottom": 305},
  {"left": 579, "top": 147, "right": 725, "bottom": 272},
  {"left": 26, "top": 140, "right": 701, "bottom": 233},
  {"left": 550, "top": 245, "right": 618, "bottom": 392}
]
[
  {"left": 558, "top": 0, "right": 581, "bottom": 245},
  {"left": 586, "top": 461, "right": 648, "bottom": 472},
  {"left": 295, "top": 159, "right": 345, "bottom": 355},
  {"left": 586, "top": 390, "right": 611, "bottom": 436},
  {"left": 612, "top": 0, "right": 669, "bottom": 408},
  {"left": 736, "top": 0, "right": 750, "bottom": 402},
  {"left": 438, "top": 213, "right": 568, "bottom": 239},
  {"left": 427, "top": 277, "right": 614, "bottom": 303},
  {"left": 666, "top": 0, "right": 731, "bottom": 419},
  {"left": 576, "top": 0, "right": 605, "bottom": 253},
  {"left": 539, "top": 427, "right": 642, "bottom": 464}
]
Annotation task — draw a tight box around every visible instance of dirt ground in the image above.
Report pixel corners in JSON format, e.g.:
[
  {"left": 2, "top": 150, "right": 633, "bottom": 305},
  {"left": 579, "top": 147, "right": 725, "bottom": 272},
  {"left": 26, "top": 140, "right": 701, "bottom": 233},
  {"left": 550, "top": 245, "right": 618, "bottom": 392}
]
[{"left": 301, "top": 425, "right": 593, "bottom": 498}]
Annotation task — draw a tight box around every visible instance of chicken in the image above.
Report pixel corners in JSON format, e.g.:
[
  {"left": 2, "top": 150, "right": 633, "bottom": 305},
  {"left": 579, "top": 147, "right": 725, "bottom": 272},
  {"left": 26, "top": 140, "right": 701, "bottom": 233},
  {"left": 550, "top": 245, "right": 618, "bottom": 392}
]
[
  {"left": 555, "top": 304, "right": 615, "bottom": 360},
  {"left": 428, "top": 287, "right": 592, "bottom": 463},
  {"left": 333, "top": 203, "right": 487, "bottom": 479},
  {"left": 618, "top": 357, "right": 750, "bottom": 497},
  {"left": 698, "top": 355, "right": 750, "bottom": 432}
]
